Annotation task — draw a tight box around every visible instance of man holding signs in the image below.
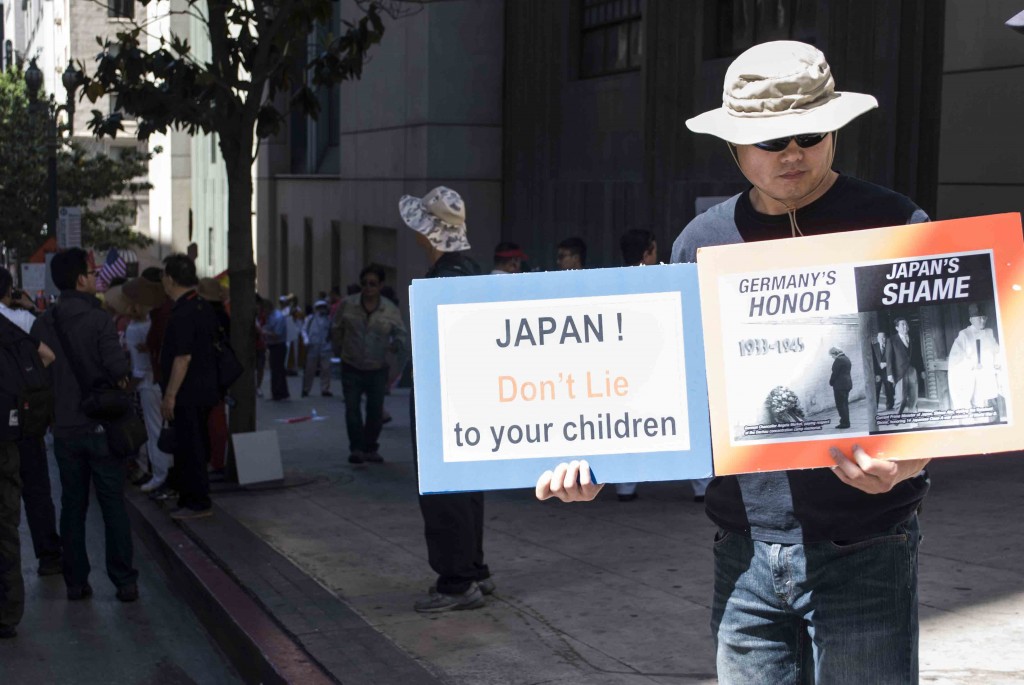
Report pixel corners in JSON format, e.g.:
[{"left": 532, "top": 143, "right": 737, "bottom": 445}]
[
  {"left": 401, "top": 187, "right": 494, "bottom": 613},
  {"left": 539, "top": 41, "right": 931, "bottom": 683}
]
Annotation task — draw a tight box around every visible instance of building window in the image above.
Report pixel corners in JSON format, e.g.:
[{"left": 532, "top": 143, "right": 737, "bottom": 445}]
[
  {"left": 108, "top": 0, "right": 134, "bottom": 19},
  {"left": 714, "top": 0, "right": 817, "bottom": 58},
  {"left": 303, "top": 218, "right": 313, "bottom": 305},
  {"left": 279, "top": 216, "right": 289, "bottom": 295},
  {"left": 330, "top": 221, "right": 341, "bottom": 290},
  {"left": 580, "top": 0, "right": 643, "bottom": 78}
]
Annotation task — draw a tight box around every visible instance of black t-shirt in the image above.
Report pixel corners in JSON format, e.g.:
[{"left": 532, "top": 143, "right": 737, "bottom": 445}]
[
  {"left": 160, "top": 290, "right": 220, "bottom": 407},
  {"left": 705, "top": 175, "right": 931, "bottom": 544}
]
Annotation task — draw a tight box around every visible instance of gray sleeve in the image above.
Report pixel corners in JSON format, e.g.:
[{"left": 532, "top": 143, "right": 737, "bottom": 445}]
[{"left": 670, "top": 195, "right": 744, "bottom": 264}]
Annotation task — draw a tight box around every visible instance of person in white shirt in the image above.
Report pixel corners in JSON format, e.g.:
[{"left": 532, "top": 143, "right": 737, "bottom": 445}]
[
  {"left": 301, "top": 300, "right": 333, "bottom": 397},
  {"left": 123, "top": 299, "right": 173, "bottom": 493},
  {"left": 0, "top": 270, "right": 38, "bottom": 334}
]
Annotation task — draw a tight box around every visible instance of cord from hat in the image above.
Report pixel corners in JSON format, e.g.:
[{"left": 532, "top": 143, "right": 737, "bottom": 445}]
[{"left": 727, "top": 131, "right": 839, "bottom": 237}]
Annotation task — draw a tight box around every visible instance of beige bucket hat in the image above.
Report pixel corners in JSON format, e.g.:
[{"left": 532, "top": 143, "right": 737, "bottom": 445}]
[
  {"left": 398, "top": 186, "right": 471, "bottom": 252},
  {"left": 686, "top": 41, "right": 878, "bottom": 145}
]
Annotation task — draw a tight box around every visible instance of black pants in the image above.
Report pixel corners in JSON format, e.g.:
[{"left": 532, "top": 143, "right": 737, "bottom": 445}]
[
  {"left": 833, "top": 388, "right": 851, "bottom": 427},
  {"left": 0, "top": 442, "right": 23, "bottom": 630},
  {"left": 875, "top": 376, "right": 895, "bottom": 410},
  {"left": 410, "top": 391, "right": 489, "bottom": 594},
  {"left": 171, "top": 405, "right": 213, "bottom": 511},
  {"left": 53, "top": 433, "right": 137, "bottom": 590},
  {"left": 17, "top": 437, "right": 61, "bottom": 563},
  {"left": 341, "top": 364, "right": 387, "bottom": 454},
  {"left": 268, "top": 343, "right": 289, "bottom": 400}
]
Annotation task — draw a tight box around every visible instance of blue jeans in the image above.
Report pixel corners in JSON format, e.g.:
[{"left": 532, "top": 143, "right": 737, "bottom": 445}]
[
  {"left": 54, "top": 433, "right": 138, "bottom": 589},
  {"left": 712, "top": 516, "right": 920, "bottom": 684}
]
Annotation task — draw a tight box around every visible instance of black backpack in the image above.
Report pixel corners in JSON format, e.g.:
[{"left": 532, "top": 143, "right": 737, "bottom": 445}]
[{"left": 0, "top": 317, "right": 54, "bottom": 442}]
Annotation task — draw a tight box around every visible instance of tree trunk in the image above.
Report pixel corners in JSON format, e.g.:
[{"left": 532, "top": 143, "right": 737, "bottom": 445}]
[{"left": 224, "top": 129, "right": 258, "bottom": 467}]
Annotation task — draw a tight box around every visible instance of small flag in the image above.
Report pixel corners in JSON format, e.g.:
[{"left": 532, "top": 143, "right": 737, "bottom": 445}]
[{"left": 96, "top": 248, "right": 127, "bottom": 292}]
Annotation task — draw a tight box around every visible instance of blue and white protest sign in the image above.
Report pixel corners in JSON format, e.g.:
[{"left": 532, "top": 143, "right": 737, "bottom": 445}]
[{"left": 410, "top": 264, "right": 712, "bottom": 493}]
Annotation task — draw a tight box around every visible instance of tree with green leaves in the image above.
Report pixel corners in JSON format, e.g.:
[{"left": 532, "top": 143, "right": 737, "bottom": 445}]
[
  {"left": 0, "top": 66, "right": 154, "bottom": 259},
  {"left": 82, "top": 0, "right": 410, "bottom": 439}
]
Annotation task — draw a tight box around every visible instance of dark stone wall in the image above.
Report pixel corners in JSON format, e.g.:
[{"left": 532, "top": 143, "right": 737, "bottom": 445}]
[{"left": 502, "top": 0, "right": 944, "bottom": 269}]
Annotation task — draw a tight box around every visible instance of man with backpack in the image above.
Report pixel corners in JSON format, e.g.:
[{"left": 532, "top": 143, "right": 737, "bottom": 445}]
[
  {"left": 1, "top": 298, "right": 56, "bottom": 638},
  {"left": 0, "top": 270, "right": 63, "bottom": 577},
  {"left": 31, "top": 248, "right": 139, "bottom": 603}
]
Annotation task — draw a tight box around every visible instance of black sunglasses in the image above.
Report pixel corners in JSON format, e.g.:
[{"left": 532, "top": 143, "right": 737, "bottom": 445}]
[{"left": 752, "top": 132, "right": 829, "bottom": 153}]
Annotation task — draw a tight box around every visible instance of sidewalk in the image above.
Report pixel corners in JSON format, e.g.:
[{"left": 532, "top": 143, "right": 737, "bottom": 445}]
[
  {"left": 192, "top": 376, "right": 1024, "bottom": 684},
  {"left": 0, "top": 444, "right": 241, "bottom": 684}
]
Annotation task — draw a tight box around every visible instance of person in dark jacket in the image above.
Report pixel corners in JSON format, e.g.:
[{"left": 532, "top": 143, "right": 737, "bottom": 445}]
[
  {"left": 0, "top": 315, "right": 55, "bottom": 638},
  {"left": 399, "top": 186, "right": 493, "bottom": 613},
  {"left": 0, "top": 270, "right": 62, "bottom": 577},
  {"left": 31, "top": 248, "right": 139, "bottom": 603},
  {"left": 828, "top": 346, "right": 853, "bottom": 429},
  {"left": 159, "top": 255, "right": 220, "bottom": 520}
]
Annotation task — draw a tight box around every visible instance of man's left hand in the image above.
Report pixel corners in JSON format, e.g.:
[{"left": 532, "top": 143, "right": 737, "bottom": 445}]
[
  {"left": 161, "top": 394, "right": 176, "bottom": 421},
  {"left": 828, "top": 444, "right": 929, "bottom": 494}
]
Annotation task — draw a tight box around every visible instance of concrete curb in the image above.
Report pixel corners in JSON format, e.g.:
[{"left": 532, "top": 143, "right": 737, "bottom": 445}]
[{"left": 125, "top": 489, "right": 337, "bottom": 685}]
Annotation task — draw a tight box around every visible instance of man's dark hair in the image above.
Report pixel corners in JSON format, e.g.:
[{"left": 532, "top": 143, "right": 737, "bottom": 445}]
[
  {"left": 163, "top": 253, "right": 199, "bottom": 287},
  {"left": 558, "top": 237, "right": 587, "bottom": 267},
  {"left": 493, "top": 241, "right": 522, "bottom": 268},
  {"left": 0, "top": 268, "right": 12, "bottom": 300},
  {"left": 359, "top": 264, "right": 386, "bottom": 284},
  {"left": 51, "top": 248, "right": 90, "bottom": 291},
  {"left": 620, "top": 229, "right": 655, "bottom": 266},
  {"left": 141, "top": 266, "right": 163, "bottom": 282}
]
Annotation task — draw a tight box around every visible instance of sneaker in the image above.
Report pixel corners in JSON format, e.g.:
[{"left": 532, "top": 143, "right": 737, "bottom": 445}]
[
  {"left": 170, "top": 507, "right": 213, "bottom": 521},
  {"left": 363, "top": 451, "right": 384, "bottom": 463},
  {"left": 116, "top": 584, "right": 139, "bottom": 603},
  {"left": 140, "top": 478, "right": 165, "bottom": 494},
  {"left": 67, "top": 583, "right": 93, "bottom": 601},
  {"left": 0, "top": 625, "right": 16, "bottom": 639},
  {"left": 414, "top": 582, "right": 485, "bottom": 613},
  {"left": 477, "top": 578, "right": 496, "bottom": 596},
  {"left": 348, "top": 452, "right": 364, "bottom": 464},
  {"left": 37, "top": 557, "right": 63, "bottom": 577},
  {"left": 151, "top": 487, "right": 177, "bottom": 502}
]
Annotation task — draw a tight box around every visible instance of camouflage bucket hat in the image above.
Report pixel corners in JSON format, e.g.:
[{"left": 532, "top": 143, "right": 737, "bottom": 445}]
[{"left": 398, "top": 186, "right": 471, "bottom": 252}]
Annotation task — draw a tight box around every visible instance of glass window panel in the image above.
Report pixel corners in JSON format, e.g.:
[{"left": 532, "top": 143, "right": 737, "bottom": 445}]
[
  {"left": 629, "top": 20, "right": 643, "bottom": 68},
  {"left": 791, "top": 0, "right": 817, "bottom": 43},
  {"left": 755, "top": 0, "right": 791, "bottom": 43},
  {"left": 581, "top": 30, "right": 605, "bottom": 78},
  {"left": 731, "top": 0, "right": 756, "bottom": 55},
  {"left": 615, "top": 23, "right": 629, "bottom": 71}
]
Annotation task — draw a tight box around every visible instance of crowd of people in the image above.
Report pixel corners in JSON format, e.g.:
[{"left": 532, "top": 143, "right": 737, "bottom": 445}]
[
  {"left": 0, "top": 38, "right": 950, "bottom": 683},
  {"left": 0, "top": 249, "right": 227, "bottom": 637}
]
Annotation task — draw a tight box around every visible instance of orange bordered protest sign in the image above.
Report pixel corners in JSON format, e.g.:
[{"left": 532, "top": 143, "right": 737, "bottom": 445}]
[{"left": 697, "top": 212, "right": 1024, "bottom": 476}]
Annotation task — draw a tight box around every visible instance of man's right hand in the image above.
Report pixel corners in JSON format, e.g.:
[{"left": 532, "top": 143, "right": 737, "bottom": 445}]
[
  {"left": 887, "top": 375, "right": 895, "bottom": 384},
  {"left": 536, "top": 460, "right": 603, "bottom": 502}
]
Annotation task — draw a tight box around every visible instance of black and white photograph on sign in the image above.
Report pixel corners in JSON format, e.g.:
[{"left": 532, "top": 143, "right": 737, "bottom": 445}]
[
  {"left": 731, "top": 314, "right": 869, "bottom": 442},
  {"left": 860, "top": 300, "right": 1009, "bottom": 433},
  {"left": 852, "top": 251, "right": 1010, "bottom": 433}
]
